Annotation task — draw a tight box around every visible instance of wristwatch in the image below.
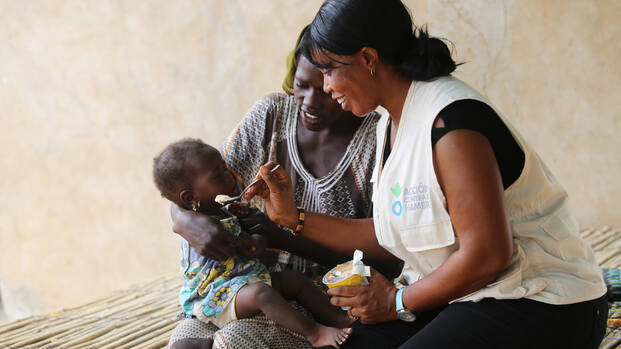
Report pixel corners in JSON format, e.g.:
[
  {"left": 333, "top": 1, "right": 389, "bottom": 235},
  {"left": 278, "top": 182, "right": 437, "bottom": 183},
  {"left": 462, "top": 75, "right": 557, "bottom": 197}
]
[{"left": 395, "top": 288, "right": 416, "bottom": 322}]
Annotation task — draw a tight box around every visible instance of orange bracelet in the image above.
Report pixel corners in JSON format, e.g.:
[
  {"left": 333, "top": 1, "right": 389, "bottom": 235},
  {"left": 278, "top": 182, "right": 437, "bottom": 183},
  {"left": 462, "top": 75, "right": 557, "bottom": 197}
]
[{"left": 290, "top": 206, "right": 305, "bottom": 236}]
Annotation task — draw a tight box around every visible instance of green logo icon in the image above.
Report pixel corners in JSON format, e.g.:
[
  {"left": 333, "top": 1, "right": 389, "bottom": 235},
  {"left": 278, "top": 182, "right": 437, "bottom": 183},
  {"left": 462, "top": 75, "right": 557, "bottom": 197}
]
[{"left": 391, "top": 182, "right": 402, "bottom": 198}]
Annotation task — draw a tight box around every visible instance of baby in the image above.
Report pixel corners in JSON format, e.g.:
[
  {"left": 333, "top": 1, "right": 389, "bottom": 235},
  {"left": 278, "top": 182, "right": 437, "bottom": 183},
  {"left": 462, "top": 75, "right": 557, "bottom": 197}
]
[{"left": 153, "top": 138, "right": 352, "bottom": 348}]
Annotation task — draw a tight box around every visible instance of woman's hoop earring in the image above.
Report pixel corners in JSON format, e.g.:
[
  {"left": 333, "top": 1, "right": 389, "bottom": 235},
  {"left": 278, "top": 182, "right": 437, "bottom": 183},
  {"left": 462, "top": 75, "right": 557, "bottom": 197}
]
[
  {"left": 192, "top": 201, "right": 201, "bottom": 212},
  {"left": 370, "top": 67, "right": 375, "bottom": 77}
]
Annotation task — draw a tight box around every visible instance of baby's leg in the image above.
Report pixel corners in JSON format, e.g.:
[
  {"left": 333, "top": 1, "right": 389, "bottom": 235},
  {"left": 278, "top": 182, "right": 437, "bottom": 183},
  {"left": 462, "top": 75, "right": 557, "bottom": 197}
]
[
  {"left": 271, "top": 270, "right": 354, "bottom": 329},
  {"left": 235, "top": 282, "right": 351, "bottom": 348}
]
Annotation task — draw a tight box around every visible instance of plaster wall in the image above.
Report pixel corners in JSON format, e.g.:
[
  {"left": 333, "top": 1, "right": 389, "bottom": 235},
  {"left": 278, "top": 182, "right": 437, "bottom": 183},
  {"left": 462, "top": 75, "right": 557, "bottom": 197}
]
[{"left": 0, "top": 0, "right": 619, "bottom": 320}]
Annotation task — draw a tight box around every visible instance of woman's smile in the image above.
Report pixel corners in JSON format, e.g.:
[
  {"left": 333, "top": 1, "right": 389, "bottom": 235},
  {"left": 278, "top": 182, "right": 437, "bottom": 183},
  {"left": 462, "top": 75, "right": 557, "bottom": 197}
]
[
  {"left": 300, "top": 109, "right": 321, "bottom": 125},
  {"left": 335, "top": 95, "right": 348, "bottom": 109}
]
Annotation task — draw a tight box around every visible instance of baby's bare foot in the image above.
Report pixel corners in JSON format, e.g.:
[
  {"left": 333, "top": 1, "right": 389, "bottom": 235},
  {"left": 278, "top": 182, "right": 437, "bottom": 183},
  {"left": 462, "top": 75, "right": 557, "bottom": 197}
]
[{"left": 308, "top": 325, "right": 352, "bottom": 348}]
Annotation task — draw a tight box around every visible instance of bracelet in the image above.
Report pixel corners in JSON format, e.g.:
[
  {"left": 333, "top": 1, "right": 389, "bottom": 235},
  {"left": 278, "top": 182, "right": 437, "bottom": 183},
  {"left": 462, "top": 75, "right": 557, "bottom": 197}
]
[{"left": 290, "top": 206, "right": 305, "bottom": 236}]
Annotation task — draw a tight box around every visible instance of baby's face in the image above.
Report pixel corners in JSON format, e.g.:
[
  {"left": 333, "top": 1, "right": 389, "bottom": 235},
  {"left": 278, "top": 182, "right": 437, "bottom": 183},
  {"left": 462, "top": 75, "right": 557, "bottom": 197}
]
[{"left": 191, "top": 151, "right": 239, "bottom": 209}]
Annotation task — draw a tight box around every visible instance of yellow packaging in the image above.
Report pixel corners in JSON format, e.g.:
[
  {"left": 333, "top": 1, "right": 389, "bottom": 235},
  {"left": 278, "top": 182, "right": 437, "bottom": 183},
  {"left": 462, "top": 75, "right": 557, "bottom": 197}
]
[{"left": 322, "top": 250, "right": 370, "bottom": 288}]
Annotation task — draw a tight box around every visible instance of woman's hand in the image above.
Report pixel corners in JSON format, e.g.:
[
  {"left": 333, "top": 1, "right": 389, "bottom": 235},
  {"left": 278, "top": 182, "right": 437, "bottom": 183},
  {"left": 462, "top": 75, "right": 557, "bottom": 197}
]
[
  {"left": 237, "top": 233, "right": 268, "bottom": 258},
  {"left": 327, "top": 268, "right": 399, "bottom": 325},
  {"left": 171, "top": 203, "right": 237, "bottom": 261},
  {"left": 243, "top": 161, "right": 299, "bottom": 229}
]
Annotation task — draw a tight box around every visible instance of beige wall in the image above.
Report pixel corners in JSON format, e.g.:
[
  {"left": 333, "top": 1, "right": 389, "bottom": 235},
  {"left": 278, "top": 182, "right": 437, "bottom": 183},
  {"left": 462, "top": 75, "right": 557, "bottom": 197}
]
[{"left": 0, "top": 0, "right": 619, "bottom": 321}]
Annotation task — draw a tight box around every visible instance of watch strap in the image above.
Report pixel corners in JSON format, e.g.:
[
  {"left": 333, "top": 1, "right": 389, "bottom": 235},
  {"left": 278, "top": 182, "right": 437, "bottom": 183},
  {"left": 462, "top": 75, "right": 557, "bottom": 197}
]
[{"left": 395, "top": 287, "right": 405, "bottom": 312}]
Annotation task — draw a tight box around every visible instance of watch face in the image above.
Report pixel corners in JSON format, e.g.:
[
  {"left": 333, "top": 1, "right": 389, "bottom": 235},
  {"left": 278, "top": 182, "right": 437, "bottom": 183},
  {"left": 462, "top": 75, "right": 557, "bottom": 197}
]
[{"left": 398, "top": 310, "right": 416, "bottom": 322}]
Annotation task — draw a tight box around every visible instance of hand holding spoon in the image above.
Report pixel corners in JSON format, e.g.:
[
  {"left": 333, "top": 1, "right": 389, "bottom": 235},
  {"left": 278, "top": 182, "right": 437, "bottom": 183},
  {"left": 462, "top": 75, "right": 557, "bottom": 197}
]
[{"left": 215, "top": 164, "right": 281, "bottom": 206}]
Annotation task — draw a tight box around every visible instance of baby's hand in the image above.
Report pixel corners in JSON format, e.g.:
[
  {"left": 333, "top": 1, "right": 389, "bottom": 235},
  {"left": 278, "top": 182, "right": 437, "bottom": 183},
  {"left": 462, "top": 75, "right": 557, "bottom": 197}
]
[
  {"left": 237, "top": 233, "right": 267, "bottom": 258},
  {"left": 227, "top": 202, "right": 250, "bottom": 218}
]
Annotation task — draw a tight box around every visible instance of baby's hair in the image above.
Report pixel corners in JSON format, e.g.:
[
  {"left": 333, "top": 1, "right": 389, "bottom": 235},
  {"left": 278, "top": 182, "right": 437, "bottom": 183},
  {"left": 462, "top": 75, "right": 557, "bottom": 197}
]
[{"left": 152, "top": 138, "right": 219, "bottom": 204}]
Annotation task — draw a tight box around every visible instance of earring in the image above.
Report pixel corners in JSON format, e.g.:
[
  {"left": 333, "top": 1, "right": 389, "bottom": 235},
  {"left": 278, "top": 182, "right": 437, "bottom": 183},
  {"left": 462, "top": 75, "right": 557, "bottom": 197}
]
[
  {"left": 370, "top": 67, "right": 376, "bottom": 77},
  {"left": 192, "top": 201, "right": 201, "bottom": 212}
]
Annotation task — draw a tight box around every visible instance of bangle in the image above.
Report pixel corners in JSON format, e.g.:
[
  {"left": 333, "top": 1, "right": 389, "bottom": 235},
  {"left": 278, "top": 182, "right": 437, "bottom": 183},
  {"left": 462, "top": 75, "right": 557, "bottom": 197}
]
[{"left": 290, "top": 206, "right": 305, "bottom": 236}]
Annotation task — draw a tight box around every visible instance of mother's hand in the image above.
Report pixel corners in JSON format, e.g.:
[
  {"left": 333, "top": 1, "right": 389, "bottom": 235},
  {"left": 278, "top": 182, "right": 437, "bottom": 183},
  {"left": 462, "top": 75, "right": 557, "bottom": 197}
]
[
  {"left": 171, "top": 203, "right": 237, "bottom": 260},
  {"left": 328, "top": 268, "right": 399, "bottom": 325},
  {"left": 243, "top": 161, "right": 299, "bottom": 229}
]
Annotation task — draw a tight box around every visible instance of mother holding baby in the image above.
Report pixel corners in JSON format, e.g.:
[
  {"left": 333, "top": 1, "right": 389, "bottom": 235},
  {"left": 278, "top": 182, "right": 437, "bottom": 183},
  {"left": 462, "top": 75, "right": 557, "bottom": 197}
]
[
  {"left": 168, "top": 24, "right": 402, "bottom": 349},
  {"left": 246, "top": 0, "right": 609, "bottom": 348}
]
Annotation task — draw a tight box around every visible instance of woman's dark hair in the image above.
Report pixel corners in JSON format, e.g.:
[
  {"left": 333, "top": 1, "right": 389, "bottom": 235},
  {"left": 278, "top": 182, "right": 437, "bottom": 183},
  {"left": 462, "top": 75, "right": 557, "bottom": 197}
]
[
  {"left": 294, "top": 28, "right": 308, "bottom": 62},
  {"left": 301, "top": 0, "right": 458, "bottom": 81}
]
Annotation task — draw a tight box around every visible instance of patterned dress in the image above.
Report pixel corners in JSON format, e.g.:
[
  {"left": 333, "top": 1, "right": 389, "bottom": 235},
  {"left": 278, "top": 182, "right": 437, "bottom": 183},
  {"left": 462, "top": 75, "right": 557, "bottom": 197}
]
[
  {"left": 179, "top": 216, "right": 270, "bottom": 322},
  {"left": 169, "top": 93, "right": 379, "bottom": 349}
]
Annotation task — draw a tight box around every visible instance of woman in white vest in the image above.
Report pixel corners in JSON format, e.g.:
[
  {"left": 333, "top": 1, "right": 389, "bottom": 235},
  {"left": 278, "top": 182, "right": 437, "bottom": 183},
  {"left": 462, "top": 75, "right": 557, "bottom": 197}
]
[{"left": 246, "top": 0, "right": 609, "bottom": 348}]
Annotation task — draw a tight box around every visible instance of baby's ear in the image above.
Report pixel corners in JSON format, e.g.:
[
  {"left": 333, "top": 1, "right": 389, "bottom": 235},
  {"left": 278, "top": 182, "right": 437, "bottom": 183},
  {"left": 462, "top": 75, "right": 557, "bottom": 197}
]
[{"left": 179, "top": 190, "right": 197, "bottom": 207}]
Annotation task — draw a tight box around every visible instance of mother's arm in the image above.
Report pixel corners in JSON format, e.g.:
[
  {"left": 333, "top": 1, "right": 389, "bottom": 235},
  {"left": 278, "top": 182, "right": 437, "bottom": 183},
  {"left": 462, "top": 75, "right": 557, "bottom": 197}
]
[{"left": 171, "top": 203, "right": 238, "bottom": 260}]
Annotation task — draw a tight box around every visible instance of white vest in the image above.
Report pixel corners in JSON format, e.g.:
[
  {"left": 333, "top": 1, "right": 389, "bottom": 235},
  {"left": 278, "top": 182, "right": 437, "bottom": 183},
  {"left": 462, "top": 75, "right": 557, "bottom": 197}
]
[{"left": 372, "top": 77, "right": 606, "bottom": 305}]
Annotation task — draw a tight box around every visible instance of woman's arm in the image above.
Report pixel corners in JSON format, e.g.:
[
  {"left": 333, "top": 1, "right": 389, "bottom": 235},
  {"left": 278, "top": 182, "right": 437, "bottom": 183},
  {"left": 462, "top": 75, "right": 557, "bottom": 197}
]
[
  {"left": 295, "top": 214, "right": 397, "bottom": 261},
  {"left": 241, "top": 208, "right": 403, "bottom": 278},
  {"left": 402, "top": 128, "right": 513, "bottom": 310},
  {"left": 328, "top": 128, "right": 514, "bottom": 323},
  {"left": 244, "top": 162, "right": 398, "bottom": 262},
  {"left": 240, "top": 209, "right": 348, "bottom": 266}
]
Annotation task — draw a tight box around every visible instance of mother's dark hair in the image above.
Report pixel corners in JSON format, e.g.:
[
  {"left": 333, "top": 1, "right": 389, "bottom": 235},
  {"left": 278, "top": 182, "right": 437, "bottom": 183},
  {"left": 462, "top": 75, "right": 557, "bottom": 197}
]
[{"left": 302, "top": 0, "right": 458, "bottom": 81}]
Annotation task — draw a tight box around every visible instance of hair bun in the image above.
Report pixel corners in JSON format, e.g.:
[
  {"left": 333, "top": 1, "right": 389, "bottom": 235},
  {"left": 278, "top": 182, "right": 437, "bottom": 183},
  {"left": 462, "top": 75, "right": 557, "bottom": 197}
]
[{"left": 396, "top": 27, "right": 457, "bottom": 81}]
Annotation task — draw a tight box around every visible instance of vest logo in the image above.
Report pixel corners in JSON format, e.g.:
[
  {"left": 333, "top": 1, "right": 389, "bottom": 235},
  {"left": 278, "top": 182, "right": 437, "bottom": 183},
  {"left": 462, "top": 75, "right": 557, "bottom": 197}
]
[
  {"left": 391, "top": 182, "right": 431, "bottom": 216},
  {"left": 404, "top": 183, "right": 431, "bottom": 211},
  {"left": 391, "top": 182, "right": 403, "bottom": 216},
  {"left": 391, "top": 183, "right": 402, "bottom": 198}
]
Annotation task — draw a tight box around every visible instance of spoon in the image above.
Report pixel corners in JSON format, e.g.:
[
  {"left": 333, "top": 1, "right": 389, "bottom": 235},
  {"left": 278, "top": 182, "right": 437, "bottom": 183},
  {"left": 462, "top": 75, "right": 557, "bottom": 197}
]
[{"left": 218, "top": 164, "right": 281, "bottom": 206}]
